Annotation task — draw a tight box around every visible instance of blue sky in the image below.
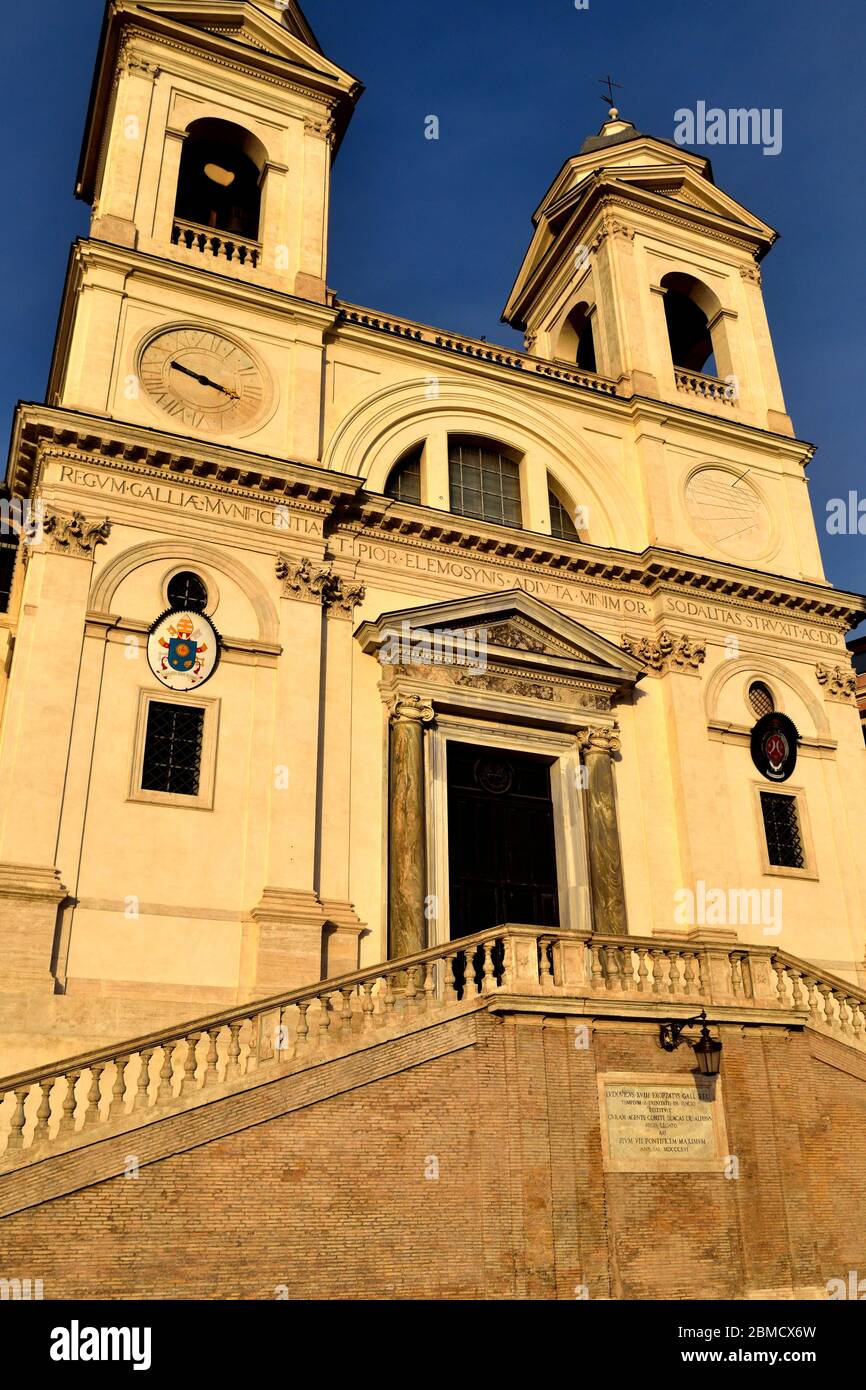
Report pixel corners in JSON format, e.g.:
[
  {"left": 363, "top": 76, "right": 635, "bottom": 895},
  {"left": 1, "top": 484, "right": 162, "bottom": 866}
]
[{"left": 2, "top": 0, "right": 863, "bottom": 623}]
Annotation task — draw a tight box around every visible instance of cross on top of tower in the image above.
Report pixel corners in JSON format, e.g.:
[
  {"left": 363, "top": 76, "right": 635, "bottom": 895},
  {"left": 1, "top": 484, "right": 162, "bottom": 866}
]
[{"left": 598, "top": 74, "right": 623, "bottom": 119}]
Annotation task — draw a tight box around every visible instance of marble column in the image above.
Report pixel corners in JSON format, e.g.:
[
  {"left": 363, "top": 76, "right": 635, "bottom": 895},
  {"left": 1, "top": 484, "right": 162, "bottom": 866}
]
[
  {"left": 388, "top": 694, "right": 434, "bottom": 961},
  {"left": 578, "top": 726, "right": 627, "bottom": 935}
]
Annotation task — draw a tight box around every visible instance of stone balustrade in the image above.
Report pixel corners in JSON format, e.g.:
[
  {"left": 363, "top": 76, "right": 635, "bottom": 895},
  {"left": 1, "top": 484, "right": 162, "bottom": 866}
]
[
  {"left": 1, "top": 927, "right": 864, "bottom": 1168},
  {"left": 171, "top": 218, "right": 261, "bottom": 269},
  {"left": 674, "top": 366, "right": 736, "bottom": 404},
  {"left": 337, "top": 305, "right": 619, "bottom": 395}
]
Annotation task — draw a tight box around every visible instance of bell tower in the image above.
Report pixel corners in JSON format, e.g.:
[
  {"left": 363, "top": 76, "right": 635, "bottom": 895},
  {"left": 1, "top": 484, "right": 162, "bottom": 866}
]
[
  {"left": 76, "top": 0, "right": 361, "bottom": 296},
  {"left": 49, "top": 0, "right": 362, "bottom": 462},
  {"left": 503, "top": 107, "right": 793, "bottom": 436}
]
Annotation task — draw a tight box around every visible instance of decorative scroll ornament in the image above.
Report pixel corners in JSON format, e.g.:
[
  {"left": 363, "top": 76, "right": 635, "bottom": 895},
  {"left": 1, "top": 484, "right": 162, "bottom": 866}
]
[
  {"left": 621, "top": 630, "right": 706, "bottom": 675},
  {"left": 739, "top": 262, "right": 763, "bottom": 286},
  {"left": 147, "top": 607, "right": 221, "bottom": 692},
  {"left": 816, "top": 663, "right": 857, "bottom": 700},
  {"left": 386, "top": 693, "right": 435, "bottom": 724},
  {"left": 577, "top": 725, "right": 622, "bottom": 757},
  {"left": 42, "top": 510, "right": 112, "bottom": 556}
]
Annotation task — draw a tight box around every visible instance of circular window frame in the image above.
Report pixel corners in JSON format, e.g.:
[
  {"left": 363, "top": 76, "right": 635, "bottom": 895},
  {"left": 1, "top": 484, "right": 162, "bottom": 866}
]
[{"left": 160, "top": 565, "right": 220, "bottom": 618}]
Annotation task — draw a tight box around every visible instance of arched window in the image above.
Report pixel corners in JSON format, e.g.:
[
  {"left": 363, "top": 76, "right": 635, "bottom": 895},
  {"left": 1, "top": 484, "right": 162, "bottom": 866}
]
[
  {"left": 748, "top": 681, "right": 775, "bottom": 719},
  {"left": 448, "top": 438, "right": 522, "bottom": 528},
  {"left": 384, "top": 446, "right": 422, "bottom": 504},
  {"left": 174, "top": 119, "right": 267, "bottom": 240},
  {"left": 167, "top": 571, "right": 209, "bottom": 612},
  {"left": 660, "top": 272, "right": 718, "bottom": 375},
  {"left": 557, "top": 302, "right": 597, "bottom": 373},
  {"left": 548, "top": 486, "right": 579, "bottom": 541}
]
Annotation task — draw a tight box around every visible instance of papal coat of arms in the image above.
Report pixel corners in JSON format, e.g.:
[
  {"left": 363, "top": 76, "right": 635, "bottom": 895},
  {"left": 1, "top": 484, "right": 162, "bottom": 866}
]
[
  {"left": 147, "top": 608, "right": 221, "bottom": 691},
  {"left": 750, "top": 712, "right": 799, "bottom": 784}
]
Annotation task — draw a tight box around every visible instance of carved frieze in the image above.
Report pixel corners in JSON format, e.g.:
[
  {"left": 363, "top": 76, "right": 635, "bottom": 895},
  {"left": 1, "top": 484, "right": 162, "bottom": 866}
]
[
  {"left": 621, "top": 630, "right": 706, "bottom": 676},
  {"left": 816, "top": 663, "right": 857, "bottom": 701},
  {"left": 42, "top": 510, "right": 111, "bottom": 556}
]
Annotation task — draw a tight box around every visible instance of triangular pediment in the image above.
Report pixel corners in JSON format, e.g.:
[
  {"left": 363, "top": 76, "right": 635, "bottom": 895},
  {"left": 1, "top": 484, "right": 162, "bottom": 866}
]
[
  {"left": 504, "top": 139, "right": 776, "bottom": 328},
  {"left": 355, "top": 590, "right": 645, "bottom": 691},
  {"left": 129, "top": 2, "right": 355, "bottom": 84}
]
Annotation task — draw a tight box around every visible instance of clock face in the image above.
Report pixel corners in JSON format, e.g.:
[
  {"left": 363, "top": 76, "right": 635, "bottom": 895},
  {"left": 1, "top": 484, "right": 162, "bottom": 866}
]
[
  {"left": 137, "top": 325, "right": 270, "bottom": 435},
  {"left": 684, "top": 466, "right": 775, "bottom": 562}
]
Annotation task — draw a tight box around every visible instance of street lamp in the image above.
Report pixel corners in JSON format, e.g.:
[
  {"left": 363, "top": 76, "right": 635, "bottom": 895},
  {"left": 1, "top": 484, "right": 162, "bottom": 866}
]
[{"left": 659, "top": 1008, "right": 722, "bottom": 1076}]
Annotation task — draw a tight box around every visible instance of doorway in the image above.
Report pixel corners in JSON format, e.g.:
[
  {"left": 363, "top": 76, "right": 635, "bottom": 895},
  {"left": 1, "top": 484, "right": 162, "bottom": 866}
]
[{"left": 446, "top": 741, "right": 560, "bottom": 939}]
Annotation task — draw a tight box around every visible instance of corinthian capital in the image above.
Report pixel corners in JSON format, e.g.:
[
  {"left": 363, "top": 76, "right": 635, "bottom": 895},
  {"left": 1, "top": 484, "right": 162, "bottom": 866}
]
[
  {"left": 276, "top": 554, "right": 333, "bottom": 603},
  {"left": 42, "top": 509, "right": 111, "bottom": 556}
]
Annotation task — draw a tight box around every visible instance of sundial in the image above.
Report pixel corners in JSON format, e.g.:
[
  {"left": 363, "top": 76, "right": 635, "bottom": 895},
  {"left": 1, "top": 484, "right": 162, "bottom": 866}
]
[{"left": 684, "top": 466, "right": 773, "bottom": 561}]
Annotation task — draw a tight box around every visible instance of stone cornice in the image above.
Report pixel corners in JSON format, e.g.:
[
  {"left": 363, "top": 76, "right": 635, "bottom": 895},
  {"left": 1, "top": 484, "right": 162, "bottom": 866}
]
[
  {"left": 9, "top": 404, "right": 363, "bottom": 512},
  {"left": 8, "top": 408, "right": 863, "bottom": 631}
]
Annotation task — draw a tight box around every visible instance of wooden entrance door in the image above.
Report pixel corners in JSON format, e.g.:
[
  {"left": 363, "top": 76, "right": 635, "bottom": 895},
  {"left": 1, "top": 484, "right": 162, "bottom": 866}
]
[{"left": 446, "top": 742, "right": 560, "bottom": 939}]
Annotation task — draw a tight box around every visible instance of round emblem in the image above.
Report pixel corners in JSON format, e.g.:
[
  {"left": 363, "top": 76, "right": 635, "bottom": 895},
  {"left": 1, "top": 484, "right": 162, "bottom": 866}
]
[
  {"left": 750, "top": 712, "right": 799, "bottom": 783},
  {"left": 684, "top": 465, "right": 774, "bottom": 562},
  {"left": 147, "top": 607, "right": 221, "bottom": 691},
  {"left": 475, "top": 757, "right": 514, "bottom": 795}
]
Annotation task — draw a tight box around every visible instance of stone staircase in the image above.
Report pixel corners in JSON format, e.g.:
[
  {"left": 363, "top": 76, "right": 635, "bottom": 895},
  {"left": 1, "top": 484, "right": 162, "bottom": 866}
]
[{"left": 1, "top": 923, "right": 865, "bottom": 1189}]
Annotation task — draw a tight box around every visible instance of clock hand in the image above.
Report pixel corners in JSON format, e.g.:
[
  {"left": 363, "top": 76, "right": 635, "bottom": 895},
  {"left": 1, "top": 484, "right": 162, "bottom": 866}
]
[{"left": 170, "top": 360, "right": 240, "bottom": 400}]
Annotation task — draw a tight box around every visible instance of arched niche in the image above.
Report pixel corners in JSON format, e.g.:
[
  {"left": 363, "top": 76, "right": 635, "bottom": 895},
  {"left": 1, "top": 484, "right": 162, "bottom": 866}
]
[{"left": 90, "top": 540, "right": 279, "bottom": 644}]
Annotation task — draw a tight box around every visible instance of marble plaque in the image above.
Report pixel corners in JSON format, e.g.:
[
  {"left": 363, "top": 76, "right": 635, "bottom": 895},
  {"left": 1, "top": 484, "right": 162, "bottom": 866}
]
[{"left": 598, "top": 1072, "right": 728, "bottom": 1173}]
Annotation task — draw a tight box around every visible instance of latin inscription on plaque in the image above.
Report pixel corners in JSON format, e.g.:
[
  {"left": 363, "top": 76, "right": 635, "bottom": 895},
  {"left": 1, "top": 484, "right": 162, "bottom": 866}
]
[{"left": 598, "top": 1073, "right": 727, "bottom": 1173}]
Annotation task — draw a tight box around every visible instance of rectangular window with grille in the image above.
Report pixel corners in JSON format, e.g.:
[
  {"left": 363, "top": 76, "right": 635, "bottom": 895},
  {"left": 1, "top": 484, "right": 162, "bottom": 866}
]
[
  {"left": 141, "top": 701, "right": 205, "bottom": 797},
  {"left": 760, "top": 791, "right": 805, "bottom": 869}
]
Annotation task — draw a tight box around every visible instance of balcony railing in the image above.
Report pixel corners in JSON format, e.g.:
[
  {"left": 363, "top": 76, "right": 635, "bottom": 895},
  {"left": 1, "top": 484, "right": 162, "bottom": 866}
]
[
  {"left": 1, "top": 927, "right": 864, "bottom": 1168},
  {"left": 171, "top": 217, "right": 261, "bottom": 269},
  {"left": 674, "top": 366, "right": 736, "bottom": 404}
]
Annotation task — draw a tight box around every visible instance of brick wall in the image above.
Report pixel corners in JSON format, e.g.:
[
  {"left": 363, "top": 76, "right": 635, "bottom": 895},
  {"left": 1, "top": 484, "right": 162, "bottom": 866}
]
[{"left": 1, "top": 1009, "right": 864, "bottom": 1299}]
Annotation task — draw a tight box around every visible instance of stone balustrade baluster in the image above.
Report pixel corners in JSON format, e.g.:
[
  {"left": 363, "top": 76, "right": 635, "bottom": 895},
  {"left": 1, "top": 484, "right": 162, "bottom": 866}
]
[
  {"left": 636, "top": 947, "right": 649, "bottom": 993},
  {"left": 481, "top": 941, "right": 497, "bottom": 996},
  {"left": 227, "top": 1021, "right": 244, "bottom": 1076},
  {"left": 157, "top": 1044, "right": 176, "bottom": 1104},
  {"left": 134, "top": 1051, "right": 153, "bottom": 1111},
  {"left": 592, "top": 945, "right": 606, "bottom": 989},
  {"left": 424, "top": 962, "right": 437, "bottom": 1008},
  {"left": 340, "top": 988, "right": 354, "bottom": 1032},
  {"left": 181, "top": 1035, "right": 200, "bottom": 1093},
  {"left": 683, "top": 952, "right": 696, "bottom": 996},
  {"left": 202, "top": 1029, "right": 220, "bottom": 1086},
  {"left": 110, "top": 1057, "right": 129, "bottom": 1120},
  {"left": 317, "top": 995, "right": 332, "bottom": 1042},
  {"left": 59, "top": 1071, "right": 80, "bottom": 1136},
  {"left": 649, "top": 948, "right": 662, "bottom": 995},
  {"left": 360, "top": 979, "right": 376, "bottom": 1029},
  {"left": 32, "top": 1079, "right": 53, "bottom": 1145},
  {"left": 295, "top": 1002, "right": 310, "bottom": 1051},
  {"left": 6, "top": 1086, "right": 28, "bottom": 1152},
  {"left": 85, "top": 1063, "right": 105, "bottom": 1129}
]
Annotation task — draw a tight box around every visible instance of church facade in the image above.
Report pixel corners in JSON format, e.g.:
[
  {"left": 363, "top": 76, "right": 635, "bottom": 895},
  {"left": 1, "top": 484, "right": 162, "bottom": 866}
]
[
  {"left": 0, "top": 0, "right": 864, "bottom": 1074},
  {"left": 2, "top": 0, "right": 866, "bottom": 1303}
]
